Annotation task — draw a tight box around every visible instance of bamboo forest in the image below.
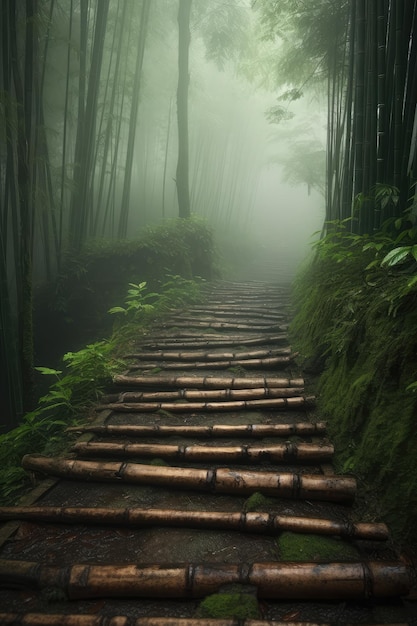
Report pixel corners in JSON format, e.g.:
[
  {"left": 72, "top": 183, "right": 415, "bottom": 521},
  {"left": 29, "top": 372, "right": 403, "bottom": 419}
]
[{"left": 1, "top": 1, "right": 417, "bottom": 623}]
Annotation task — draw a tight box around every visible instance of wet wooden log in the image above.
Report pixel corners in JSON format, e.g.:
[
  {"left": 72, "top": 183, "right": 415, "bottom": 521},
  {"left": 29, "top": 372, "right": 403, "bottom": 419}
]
[
  {"left": 0, "top": 506, "right": 389, "bottom": 540},
  {"left": 0, "top": 559, "right": 410, "bottom": 599},
  {"left": 137, "top": 333, "right": 288, "bottom": 349},
  {"left": 113, "top": 374, "right": 305, "bottom": 389},
  {"left": 97, "top": 396, "right": 315, "bottom": 413},
  {"left": 22, "top": 455, "right": 356, "bottom": 502},
  {"left": 126, "top": 355, "right": 296, "bottom": 371},
  {"left": 156, "top": 321, "right": 285, "bottom": 332},
  {"left": 71, "top": 441, "right": 334, "bottom": 464},
  {"left": 67, "top": 422, "right": 327, "bottom": 438},
  {"left": 164, "top": 315, "right": 285, "bottom": 326},
  {"left": 123, "top": 347, "right": 292, "bottom": 362},
  {"left": 0, "top": 617, "right": 406, "bottom": 626},
  {"left": 100, "top": 387, "right": 305, "bottom": 403}
]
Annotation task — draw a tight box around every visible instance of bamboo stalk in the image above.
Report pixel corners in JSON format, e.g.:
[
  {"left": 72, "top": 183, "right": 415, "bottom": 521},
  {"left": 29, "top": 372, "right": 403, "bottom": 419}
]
[
  {"left": 21, "top": 455, "right": 356, "bottom": 502},
  {"left": 127, "top": 355, "right": 296, "bottom": 371},
  {"left": 124, "top": 347, "right": 292, "bottom": 362},
  {"left": 0, "top": 559, "right": 410, "bottom": 599},
  {"left": 67, "top": 422, "right": 327, "bottom": 438},
  {"left": 164, "top": 315, "right": 285, "bottom": 326},
  {"left": 98, "top": 396, "right": 314, "bottom": 413},
  {"left": 101, "top": 387, "right": 305, "bottom": 403},
  {"left": 0, "top": 506, "right": 388, "bottom": 540},
  {"left": 113, "top": 375, "right": 305, "bottom": 389},
  {"left": 71, "top": 441, "right": 334, "bottom": 463},
  {"left": 97, "top": 396, "right": 314, "bottom": 412}
]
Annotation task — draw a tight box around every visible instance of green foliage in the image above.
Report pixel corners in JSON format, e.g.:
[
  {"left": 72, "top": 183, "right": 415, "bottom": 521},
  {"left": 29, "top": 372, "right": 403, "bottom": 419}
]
[
  {"left": 1, "top": 256, "right": 209, "bottom": 505},
  {"left": 291, "top": 231, "right": 417, "bottom": 542}
]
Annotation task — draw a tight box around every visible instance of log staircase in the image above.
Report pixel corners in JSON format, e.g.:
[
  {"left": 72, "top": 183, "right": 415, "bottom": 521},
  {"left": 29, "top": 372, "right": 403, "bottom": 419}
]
[{"left": 0, "top": 280, "right": 415, "bottom": 625}]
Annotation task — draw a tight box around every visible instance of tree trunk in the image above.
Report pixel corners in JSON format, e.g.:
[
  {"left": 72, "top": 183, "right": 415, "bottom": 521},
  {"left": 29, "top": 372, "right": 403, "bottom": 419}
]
[{"left": 176, "top": 0, "right": 192, "bottom": 218}]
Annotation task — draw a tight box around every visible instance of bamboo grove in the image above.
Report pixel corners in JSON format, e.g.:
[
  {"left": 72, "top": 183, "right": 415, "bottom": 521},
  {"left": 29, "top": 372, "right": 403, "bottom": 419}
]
[
  {"left": 254, "top": 0, "right": 417, "bottom": 233},
  {"left": 0, "top": 0, "right": 257, "bottom": 428}
]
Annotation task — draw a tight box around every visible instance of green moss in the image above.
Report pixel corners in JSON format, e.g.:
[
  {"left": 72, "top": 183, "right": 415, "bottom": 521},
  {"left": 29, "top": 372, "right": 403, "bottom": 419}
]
[
  {"left": 290, "top": 245, "right": 417, "bottom": 544},
  {"left": 277, "top": 531, "right": 359, "bottom": 561},
  {"left": 149, "top": 458, "right": 170, "bottom": 466},
  {"left": 243, "top": 491, "right": 269, "bottom": 511},
  {"left": 197, "top": 593, "right": 260, "bottom": 619}
]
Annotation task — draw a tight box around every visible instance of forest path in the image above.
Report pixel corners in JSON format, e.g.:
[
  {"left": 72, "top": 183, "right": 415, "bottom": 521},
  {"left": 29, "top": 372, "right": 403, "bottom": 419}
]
[{"left": 0, "top": 280, "right": 416, "bottom": 625}]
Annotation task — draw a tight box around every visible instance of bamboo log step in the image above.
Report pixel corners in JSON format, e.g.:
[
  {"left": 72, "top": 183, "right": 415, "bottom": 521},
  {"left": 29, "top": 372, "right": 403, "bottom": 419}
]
[
  {"left": 157, "top": 321, "right": 285, "bottom": 332},
  {"left": 22, "top": 455, "right": 356, "bottom": 502},
  {"left": 1, "top": 616, "right": 406, "bottom": 626},
  {"left": 101, "top": 387, "right": 305, "bottom": 403},
  {"left": 71, "top": 441, "right": 334, "bottom": 464},
  {"left": 137, "top": 333, "right": 288, "bottom": 349},
  {"left": 113, "top": 374, "right": 305, "bottom": 389},
  {"left": 123, "top": 347, "right": 292, "bottom": 362},
  {"left": 185, "top": 304, "right": 286, "bottom": 315},
  {"left": 97, "top": 396, "right": 315, "bottom": 413},
  {"left": 0, "top": 506, "right": 388, "bottom": 540},
  {"left": 67, "top": 422, "right": 327, "bottom": 438},
  {"left": 140, "top": 332, "right": 288, "bottom": 343},
  {"left": 166, "top": 314, "right": 286, "bottom": 325},
  {"left": 126, "top": 355, "right": 296, "bottom": 371},
  {"left": 0, "top": 559, "right": 410, "bottom": 600}
]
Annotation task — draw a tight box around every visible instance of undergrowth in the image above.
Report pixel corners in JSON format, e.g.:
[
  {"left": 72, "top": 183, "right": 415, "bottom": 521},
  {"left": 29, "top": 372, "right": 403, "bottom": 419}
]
[
  {"left": 290, "top": 220, "right": 417, "bottom": 543},
  {"left": 0, "top": 274, "right": 206, "bottom": 505}
]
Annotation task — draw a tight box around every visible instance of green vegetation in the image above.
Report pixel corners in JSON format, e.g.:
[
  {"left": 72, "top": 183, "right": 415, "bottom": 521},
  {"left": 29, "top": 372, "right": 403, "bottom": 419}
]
[
  {"left": 0, "top": 219, "right": 213, "bottom": 505},
  {"left": 291, "top": 221, "right": 417, "bottom": 543},
  {"left": 197, "top": 591, "right": 260, "bottom": 619},
  {"left": 277, "top": 531, "right": 359, "bottom": 561}
]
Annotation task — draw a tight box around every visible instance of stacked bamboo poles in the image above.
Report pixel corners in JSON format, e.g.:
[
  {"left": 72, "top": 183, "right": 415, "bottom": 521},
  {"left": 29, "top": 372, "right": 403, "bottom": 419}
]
[
  {"left": 155, "top": 321, "right": 285, "bottom": 332},
  {"left": 21, "top": 455, "right": 356, "bottom": 502},
  {"left": 67, "top": 422, "right": 328, "bottom": 438},
  {"left": 0, "top": 506, "right": 389, "bottom": 540},
  {"left": 0, "top": 558, "right": 411, "bottom": 600},
  {"left": 70, "top": 441, "right": 334, "bottom": 464},
  {"left": 112, "top": 375, "right": 305, "bottom": 389}
]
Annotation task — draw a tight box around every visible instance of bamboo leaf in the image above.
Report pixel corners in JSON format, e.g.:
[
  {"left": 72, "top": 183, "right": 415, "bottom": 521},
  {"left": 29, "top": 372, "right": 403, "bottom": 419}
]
[{"left": 381, "top": 247, "right": 412, "bottom": 267}]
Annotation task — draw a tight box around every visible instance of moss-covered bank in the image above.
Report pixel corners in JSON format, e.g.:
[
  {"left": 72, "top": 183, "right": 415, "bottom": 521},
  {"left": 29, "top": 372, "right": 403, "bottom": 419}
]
[{"left": 290, "top": 248, "right": 417, "bottom": 544}]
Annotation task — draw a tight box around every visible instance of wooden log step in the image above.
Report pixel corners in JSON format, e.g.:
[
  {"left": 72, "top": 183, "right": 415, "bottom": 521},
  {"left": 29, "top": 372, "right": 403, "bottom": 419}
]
[
  {"left": 101, "top": 387, "right": 305, "bottom": 403},
  {"left": 113, "top": 374, "right": 305, "bottom": 389},
  {"left": 67, "top": 422, "right": 327, "bottom": 438},
  {"left": 126, "top": 355, "right": 296, "bottom": 371},
  {"left": 123, "top": 347, "right": 292, "bottom": 362},
  {"left": 97, "top": 396, "right": 315, "bottom": 413},
  {"left": 0, "top": 506, "right": 388, "bottom": 540},
  {"left": 2, "top": 616, "right": 406, "bottom": 626},
  {"left": 157, "top": 321, "right": 285, "bottom": 332},
  {"left": 71, "top": 441, "right": 334, "bottom": 464},
  {"left": 22, "top": 455, "right": 356, "bottom": 502},
  {"left": 137, "top": 333, "right": 288, "bottom": 349},
  {"left": 0, "top": 559, "right": 410, "bottom": 600},
  {"left": 166, "top": 313, "right": 286, "bottom": 324},
  {"left": 185, "top": 304, "right": 286, "bottom": 315}
]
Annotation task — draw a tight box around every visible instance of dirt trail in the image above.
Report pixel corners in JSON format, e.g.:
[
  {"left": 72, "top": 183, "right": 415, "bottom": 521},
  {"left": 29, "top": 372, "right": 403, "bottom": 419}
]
[{"left": 0, "top": 280, "right": 416, "bottom": 625}]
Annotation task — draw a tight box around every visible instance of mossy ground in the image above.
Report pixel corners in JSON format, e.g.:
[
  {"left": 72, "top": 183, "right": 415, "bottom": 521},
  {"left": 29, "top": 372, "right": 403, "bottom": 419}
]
[
  {"left": 196, "top": 591, "right": 260, "bottom": 619},
  {"left": 277, "top": 531, "right": 359, "bottom": 561},
  {"left": 290, "top": 249, "right": 417, "bottom": 545}
]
